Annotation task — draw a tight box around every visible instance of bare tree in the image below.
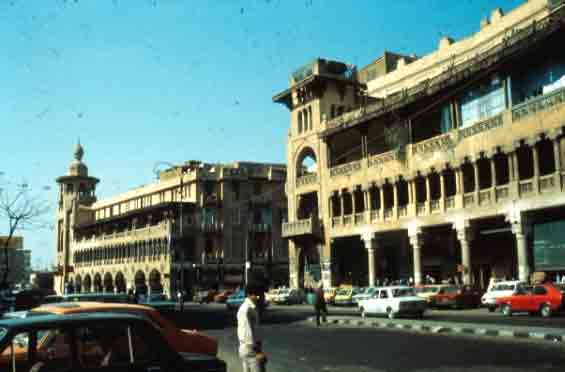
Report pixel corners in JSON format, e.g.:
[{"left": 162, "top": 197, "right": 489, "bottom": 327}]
[{"left": 0, "top": 181, "right": 51, "bottom": 289}]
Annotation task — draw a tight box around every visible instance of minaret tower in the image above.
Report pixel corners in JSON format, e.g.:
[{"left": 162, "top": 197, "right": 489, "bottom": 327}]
[{"left": 54, "top": 142, "right": 99, "bottom": 293}]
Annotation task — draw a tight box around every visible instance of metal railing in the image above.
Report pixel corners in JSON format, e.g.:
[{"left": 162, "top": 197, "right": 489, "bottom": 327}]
[
  {"left": 330, "top": 161, "right": 363, "bottom": 178},
  {"left": 296, "top": 173, "right": 318, "bottom": 187},
  {"left": 519, "top": 179, "right": 534, "bottom": 195},
  {"left": 539, "top": 174, "right": 556, "bottom": 192}
]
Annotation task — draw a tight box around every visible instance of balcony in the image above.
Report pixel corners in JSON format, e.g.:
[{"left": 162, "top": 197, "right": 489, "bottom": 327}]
[
  {"left": 249, "top": 223, "right": 271, "bottom": 233},
  {"left": 495, "top": 185, "right": 509, "bottom": 200},
  {"left": 512, "top": 86, "right": 565, "bottom": 122},
  {"left": 519, "top": 180, "right": 534, "bottom": 196},
  {"left": 282, "top": 216, "right": 321, "bottom": 239},
  {"left": 296, "top": 174, "right": 318, "bottom": 188},
  {"left": 74, "top": 222, "right": 170, "bottom": 249},
  {"left": 430, "top": 200, "right": 441, "bottom": 213},
  {"left": 354, "top": 213, "right": 365, "bottom": 225},
  {"left": 539, "top": 174, "right": 556, "bottom": 193},
  {"left": 478, "top": 190, "right": 492, "bottom": 206},
  {"left": 330, "top": 161, "right": 362, "bottom": 178}
]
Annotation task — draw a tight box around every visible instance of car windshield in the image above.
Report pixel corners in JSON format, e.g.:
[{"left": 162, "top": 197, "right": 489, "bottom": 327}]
[
  {"left": 336, "top": 288, "right": 351, "bottom": 295},
  {"left": 392, "top": 288, "right": 415, "bottom": 297},
  {"left": 0, "top": 327, "right": 7, "bottom": 343}
]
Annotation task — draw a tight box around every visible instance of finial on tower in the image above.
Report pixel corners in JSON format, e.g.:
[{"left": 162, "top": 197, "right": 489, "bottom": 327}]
[{"left": 74, "top": 139, "right": 84, "bottom": 162}]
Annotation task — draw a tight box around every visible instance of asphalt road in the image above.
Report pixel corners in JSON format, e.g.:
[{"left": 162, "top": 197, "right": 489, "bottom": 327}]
[
  {"left": 208, "top": 322, "right": 565, "bottom": 372},
  {"left": 164, "top": 302, "right": 565, "bottom": 331}
]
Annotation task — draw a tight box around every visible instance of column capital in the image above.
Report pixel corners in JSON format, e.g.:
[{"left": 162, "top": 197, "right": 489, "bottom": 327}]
[
  {"left": 361, "top": 231, "right": 376, "bottom": 243},
  {"left": 506, "top": 210, "right": 531, "bottom": 237},
  {"left": 408, "top": 225, "right": 423, "bottom": 247}
]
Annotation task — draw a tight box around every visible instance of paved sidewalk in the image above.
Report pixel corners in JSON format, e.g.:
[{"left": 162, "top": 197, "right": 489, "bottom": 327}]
[{"left": 307, "top": 314, "right": 565, "bottom": 343}]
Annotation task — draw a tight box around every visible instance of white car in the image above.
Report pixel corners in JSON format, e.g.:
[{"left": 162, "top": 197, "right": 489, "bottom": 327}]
[
  {"left": 358, "top": 286, "right": 427, "bottom": 319},
  {"left": 352, "top": 287, "right": 378, "bottom": 307},
  {"left": 481, "top": 280, "right": 526, "bottom": 312}
]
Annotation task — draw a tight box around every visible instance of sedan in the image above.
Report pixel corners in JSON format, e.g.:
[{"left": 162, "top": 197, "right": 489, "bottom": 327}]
[{"left": 0, "top": 312, "right": 227, "bottom": 372}]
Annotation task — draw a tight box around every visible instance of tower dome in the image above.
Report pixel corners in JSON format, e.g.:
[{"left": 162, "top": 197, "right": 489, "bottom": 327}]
[{"left": 69, "top": 141, "right": 88, "bottom": 177}]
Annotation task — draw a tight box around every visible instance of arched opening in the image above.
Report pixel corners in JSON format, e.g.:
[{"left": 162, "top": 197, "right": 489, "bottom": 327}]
[
  {"left": 134, "top": 271, "right": 148, "bottom": 295},
  {"left": 415, "top": 175, "right": 426, "bottom": 203},
  {"left": 493, "top": 152, "right": 510, "bottom": 185},
  {"left": 149, "top": 269, "right": 163, "bottom": 294},
  {"left": 477, "top": 157, "right": 492, "bottom": 190},
  {"left": 297, "top": 111, "right": 303, "bottom": 134},
  {"left": 443, "top": 167, "right": 456, "bottom": 197},
  {"left": 397, "top": 178, "right": 409, "bottom": 208},
  {"left": 461, "top": 162, "right": 475, "bottom": 193},
  {"left": 330, "top": 192, "right": 341, "bottom": 217},
  {"left": 429, "top": 172, "right": 441, "bottom": 201},
  {"left": 103, "top": 272, "right": 114, "bottom": 293},
  {"left": 353, "top": 188, "right": 365, "bottom": 213},
  {"left": 93, "top": 273, "right": 102, "bottom": 293},
  {"left": 115, "top": 272, "right": 127, "bottom": 293},
  {"left": 296, "top": 148, "right": 317, "bottom": 177},
  {"left": 370, "top": 185, "right": 381, "bottom": 211},
  {"left": 75, "top": 275, "right": 82, "bottom": 293},
  {"left": 298, "top": 243, "right": 321, "bottom": 288},
  {"left": 83, "top": 275, "right": 92, "bottom": 293},
  {"left": 517, "top": 144, "right": 534, "bottom": 180}
]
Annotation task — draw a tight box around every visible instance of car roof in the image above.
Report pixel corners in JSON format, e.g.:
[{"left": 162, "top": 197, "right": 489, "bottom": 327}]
[
  {"left": 0, "top": 312, "right": 143, "bottom": 330},
  {"left": 33, "top": 301, "right": 157, "bottom": 315}
]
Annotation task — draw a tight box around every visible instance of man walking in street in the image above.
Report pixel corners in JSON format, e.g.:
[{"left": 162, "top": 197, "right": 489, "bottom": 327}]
[
  {"left": 314, "top": 284, "right": 327, "bottom": 327},
  {"left": 237, "top": 285, "right": 267, "bottom": 372}
]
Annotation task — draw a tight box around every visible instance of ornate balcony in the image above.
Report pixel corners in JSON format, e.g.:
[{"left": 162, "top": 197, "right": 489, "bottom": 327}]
[
  {"left": 512, "top": 86, "right": 565, "bottom": 122},
  {"left": 479, "top": 190, "right": 492, "bottom": 206},
  {"left": 330, "top": 161, "right": 362, "bottom": 178},
  {"left": 539, "top": 174, "right": 556, "bottom": 192},
  {"left": 495, "top": 185, "right": 509, "bottom": 200},
  {"left": 519, "top": 180, "right": 534, "bottom": 195},
  {"left": 282, "top": 216, "right": 321, "bottom": 239},
  {"left": 296, "top": 174, "right": 318, "bottom": 188},
  {"left": 354, "top": 213, "right": 365, "bottom": 225}
]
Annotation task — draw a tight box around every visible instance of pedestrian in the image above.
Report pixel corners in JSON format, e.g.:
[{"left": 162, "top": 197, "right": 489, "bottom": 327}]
[
  {"left": 314, "top": 285, "right": 327, "bottom": 327},
  {"left": 177, "top": 290, "right": 185, "bottom": 312},
  {"left": 237, "top": 285, "right": 267, "bottom": 372}
]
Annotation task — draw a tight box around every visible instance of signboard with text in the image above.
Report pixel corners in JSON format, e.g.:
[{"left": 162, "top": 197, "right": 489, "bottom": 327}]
[{"left": 534, "top": 220, "right": 565, "bottom": 271}]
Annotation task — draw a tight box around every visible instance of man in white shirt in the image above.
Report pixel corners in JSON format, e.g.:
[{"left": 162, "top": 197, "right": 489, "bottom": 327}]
[{"left": 237, "top": 285, "right": 266, "bottom": 372}]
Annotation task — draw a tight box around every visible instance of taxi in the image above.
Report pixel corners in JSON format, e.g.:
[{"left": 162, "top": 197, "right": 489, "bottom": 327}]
[
  {"left": 334, "top": 287, "right": 361, "bottom": 306},
  {"left": 25, "top": 301, "right": 218, "bottom": 356},
  {"left": 323, "top": 287, "right": 337, "bottom": 304}
]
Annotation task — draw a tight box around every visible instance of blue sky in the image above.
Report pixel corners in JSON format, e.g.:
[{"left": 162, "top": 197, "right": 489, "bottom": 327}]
[{"left": 0, "top": 0, "right": 524, "bottom": 269}]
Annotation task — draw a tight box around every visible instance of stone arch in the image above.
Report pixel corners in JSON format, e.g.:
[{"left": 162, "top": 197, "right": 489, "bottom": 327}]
[
  {"left": 149, "top": 269, "right": 163, "bottom": 294},
  {"left": 83, "top": 274, "right": 92, "bottom": 293},
  {"left": 295, "top": 146, "right": 318, "bottom": 177},
  {"left": 75, "top": 274, "right": 83, "bottom": 293},
  {"left": 103, "top": 272, "right": 114, "bottom": 293},
  {"left": 115, "top": 271, "right": 127, "bottom": 293},
  {"left": 134, "top": 270, "right": 148, "bottom": 295},
  {"left": 93, "top": 273, "right": 103, "bottom": 292}
]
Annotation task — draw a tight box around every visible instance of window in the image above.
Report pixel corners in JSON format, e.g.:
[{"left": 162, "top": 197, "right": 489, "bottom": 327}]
[
  {"left": 459, "top": 77, "right": 505, "bottom": 128},
  {"left": 379, "top": 290, "right": 388, "bottom": 299},
  {"left": 76, "top": 324, "right": 132, "bottom": 368},
  {"left": 533, "top": 286, "right": 547, "bottom": 295}
]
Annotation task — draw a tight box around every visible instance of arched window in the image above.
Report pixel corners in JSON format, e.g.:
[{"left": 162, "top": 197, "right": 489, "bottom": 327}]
[
  {"left": 296, "top": 147, "right": 317, "bottom": 177},
  {"left": 297, "top": 111, "right": 303, "bottom": 134},
  {"left": 303, "top": 109, "right": 309, "bottom": 132},
  {"left": 308, "top": 106, "right": 313, "bottom": 130}
]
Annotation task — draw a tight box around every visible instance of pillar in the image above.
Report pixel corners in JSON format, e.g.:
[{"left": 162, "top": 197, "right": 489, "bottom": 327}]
[
  {"left": 362, "top": 232, "right": 377, "bottom": 287},
  {"left": 340, "top": 192, "right": 345, "bottom": 217},
  {"left": 407, "top": 180, "right": 414, "bottom": 205},
  {"left": 455, "top": 168, "right": 462, "bottom": 194},
  {"left": 366, "top": 187, "right": 373, "bottom": 211},
  {"left": 392, "top": 182, "right": 399, "bottom": 218},
  {"left": 379, "top": 186, "right": 385, "bottom": 220},
  {"left": 288, "top": 243, "right": 300, "bottom": 288},
  {"left": 425, "top": 175, "right": 431, "bottom": 213},
  {"left": 439, "top": 171, "right": 446, "bottom": 212},
  {"left": 532, "top": 143, "right": 540, "bottom": 194},
  {"left": 408, "top": 227, "right": 423, "bottom": 285},
  {"left": 507, "top": 213, "right": 531, "bottom": 282},
  {"left": 455, "top": 221, "right": 473, "bottom": 285},
  {"left": 351, "top": 190, "right": 357, "bottom": 216},
  {"left": 490, "top": 156, "right": 498, "bottom": 187},
  {"left": 472, "top": 160, "right": 480, "bottom": 192}
]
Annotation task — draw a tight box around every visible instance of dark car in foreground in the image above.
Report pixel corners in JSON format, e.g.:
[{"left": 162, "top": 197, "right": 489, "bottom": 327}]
[{"left": 0, "top": 312, "right": 227, "bottom": 372}]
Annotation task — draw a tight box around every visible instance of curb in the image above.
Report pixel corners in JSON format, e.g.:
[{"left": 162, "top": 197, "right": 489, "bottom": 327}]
[{"left": 307, "top": 317, "right": 565, "bottom": 343}]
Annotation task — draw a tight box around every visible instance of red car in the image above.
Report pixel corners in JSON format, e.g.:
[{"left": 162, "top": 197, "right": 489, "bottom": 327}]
[
  {"left": 496, "top": 283, "right": 563, "bottom": 317},
  {"left": 429, "top": 285, "right": 482, "bottom": 309}
]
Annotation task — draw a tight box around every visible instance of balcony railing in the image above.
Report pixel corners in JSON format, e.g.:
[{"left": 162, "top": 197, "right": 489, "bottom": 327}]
[
  {"left": 76, "top": 222, "right": 170, "bottom": 247},
  {"left": 343, "top": 215, "right": 353, "bottom": 226},
  {"left": 464, "top": 193, "right": 475, "bottom": 206},
  {"left": 282, "top": 216, "right": 319, "bottom": 238},
  {"left": 370, "top": 210, "right": 379, "bottom": 222},
  {"left": 416, "top": 203, "right": 426, "bottom": 216},
  {"left": 384, "top": 209, "right": 393, "bottom": 220},
  {"left": 519, "top": 180, "right": 534, "bottom": 195},
  {"left": 539, "top": 174, "right": 556, "bottom": 192},
  {"left": 398, "top": 206, "right": 408, "bottom": 217},
  {"left": 296, "top": 173, "right": 318, "bottom": 188},
  {"left": 479, "top": 190, "right": 491, "bottom": 206},
  {"left": 458, "top": 114, "right": 504, "bottom": 139},
  {"left": 332, "top": 217, "right": 342, "bottom": 227},
  {"left": 368, "top": 149, "right": 399, "bottom": 169},
  {"left": 495, "top": 185, "right": 509, "bottom": 200},
  {"left": 330, "top": 161, "right": 362, "bottom": 178},
  {"left": 354, "top": 213, "right": 365, "bottom": 225},
  {"left": 512, "top": 86, "right": 565, "bottom": 122},
  {"left": 446, "top": 196, "right": 455, "bottom": 209},
  {"left": 412, "top": 133, "right": 454, "bottom": 155},
  {"left": 430, "top": 200, "right": 440, "bottom": 212}
]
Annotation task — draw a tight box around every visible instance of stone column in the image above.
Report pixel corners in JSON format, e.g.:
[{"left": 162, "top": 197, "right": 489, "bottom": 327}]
[
  {"left": 408, "top": 227, "right": 423, "bottom": 285},
  {"left": 507, "top": 151, "right": 515, "bottom": 182},
  {"left": 365, "top": 186, "right": 373, "bottom": 222},
  {"left": 425, "top": 175, "right": 431, "bottom": 214},
  {"left": 554, "top": 137, "right": 562, "bottom": 189},
  {"left": 351, "top": 190, "right": 357, "bottom": 217},
  {"left": 392, "top": 181, "right": 399, "bottom": 219},
  {"left": 455, "top": 221, "right": 474, "bottom": 285},
  {"left": 507, "top": 213, "right": 531, "bottom": 282},
  {"left": 439, "top": 171, "right": 446, "bottom": 212},
  {"left": 339, "top": 191, "right": 345, "bottom": 223},
  {"left": 407, "top": 179, "right": 414, "bottom": 205},
  {"left": 288, "top": 244, "right": 300, "bottom": 288},
  {"left": 362, "top": 232, "right": 377, "bottom": 287},
  {"left": 379, "top": 186, "right": 385, "bottom": 220},
  {"left": 473, "top": 160, "right": 480, "bottom": 201}
]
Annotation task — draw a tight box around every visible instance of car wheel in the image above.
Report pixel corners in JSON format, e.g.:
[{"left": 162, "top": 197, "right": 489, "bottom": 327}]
[
  {"left": 417, "top": 310, "right": 424, "bottom": 319},
  {"left": 360, "top": 307, "right": 366, "bottom": 318},
  {"left": 501, "top": 304, "right": 512, "bottom": 317},
  {"left": 487, "top": 306, "right": 495, "bottom": 313},
  {"left": 387, "top": 308, "right": 395, "bottom": 319},
  {"left": 540, "top": 304, "right": 552, "bottom": 318}
]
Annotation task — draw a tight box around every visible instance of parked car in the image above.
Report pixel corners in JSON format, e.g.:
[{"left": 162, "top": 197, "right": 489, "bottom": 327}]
[
  {"left": 15, "top": 301, "right": 218, "bottom": 356},
  {"left": 334, "top": 287, "right": 362, "bottom": 306},
  {"left": 214, "top": 289, "right": 234, "bottom": 303},
  {"left": 481, "top": 280, "right": 526, "bottom": 312},
  {"left": 358, "top": 286, "right": 427, "bottom": 319},
  {"left": 428, "top": 285, "right": 482, "bottom": 309},
  {"left": 415, "top": 285, "right": 449, "bottom": 303},
  {"left": 194, "top": 289, "right": 217, "bottom": 304},
  {"left": 352, "top": 287, "right": 378, "bottom": 306},
  {"left": 496, "top": 282, "right": 563, "bottom": 317},
  {"left": 265, "top": 288, "right": 281, "bottom": 303},
  {"left": 0, "top": 312, "right": 227, "bottom": 372},
  {"left": 226, "top": 289, "right": 246, "bottom": 310},
  {"left": 323, "top": 287, "right": 337, "bottom": 305},
  {"left": 274, "top": 288, "right": 305, "bottom": 305}
]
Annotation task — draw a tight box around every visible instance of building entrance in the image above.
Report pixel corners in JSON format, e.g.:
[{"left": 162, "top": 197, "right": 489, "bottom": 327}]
[{"left": 333, "top": 236, "right": 367, "bottom": 286}]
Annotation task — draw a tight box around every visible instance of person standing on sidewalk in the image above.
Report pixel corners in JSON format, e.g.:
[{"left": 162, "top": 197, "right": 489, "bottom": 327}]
[
  {"left": 314, "top": 284, "right": 327, "bottom": 327},
  {"left": 237, "top": 285, "right": 267, "bottom": 372}
]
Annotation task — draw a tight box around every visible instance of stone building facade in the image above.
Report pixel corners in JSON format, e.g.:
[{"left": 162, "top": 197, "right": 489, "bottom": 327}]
[
  {"left": 275, "top": 0, "right": 565, "bottom": 289},
  {"left": 0, "top": 236, "right": 31, "bottom": 286},
  {"left": 54, "top": 144, "right": 288, "bottom": 295}
]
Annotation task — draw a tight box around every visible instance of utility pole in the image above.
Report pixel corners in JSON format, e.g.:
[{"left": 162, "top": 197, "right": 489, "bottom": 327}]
[{"left": 244, "top": 200, "right": 253, "bottom": 285}]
